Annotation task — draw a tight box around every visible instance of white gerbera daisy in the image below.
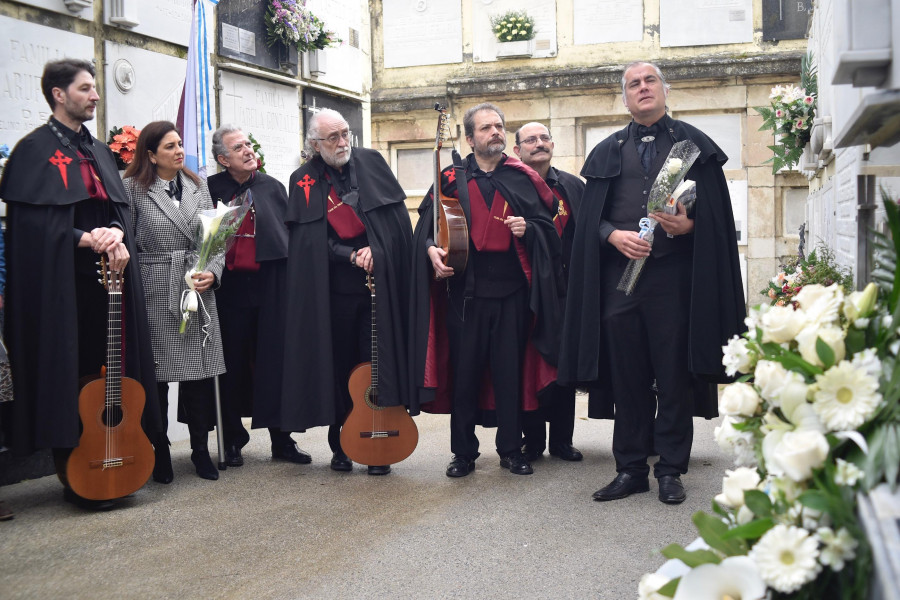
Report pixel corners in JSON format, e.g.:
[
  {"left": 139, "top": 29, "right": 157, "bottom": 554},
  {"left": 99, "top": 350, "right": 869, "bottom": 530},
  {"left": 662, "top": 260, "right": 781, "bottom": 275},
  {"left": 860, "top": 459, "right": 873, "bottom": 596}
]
[
  {"left": 817, "top": 527, "right": 858, "bottom": 571},
  {"left": 812, "top": 361, "right": 882, "bottom": 431},
  {"left": 750, "top": 524, "right": 821, "bottom": 593}
]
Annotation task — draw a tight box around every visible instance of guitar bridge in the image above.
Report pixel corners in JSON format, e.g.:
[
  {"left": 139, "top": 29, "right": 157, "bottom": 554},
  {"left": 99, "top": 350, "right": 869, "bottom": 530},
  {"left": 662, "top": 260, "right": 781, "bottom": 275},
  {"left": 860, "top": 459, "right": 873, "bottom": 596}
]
[
  {"left": 359, "top": 431, "right": 400, "bottom": 439},
  {"left": 88, "top": 456, "right": 135, "bottom": 469}
]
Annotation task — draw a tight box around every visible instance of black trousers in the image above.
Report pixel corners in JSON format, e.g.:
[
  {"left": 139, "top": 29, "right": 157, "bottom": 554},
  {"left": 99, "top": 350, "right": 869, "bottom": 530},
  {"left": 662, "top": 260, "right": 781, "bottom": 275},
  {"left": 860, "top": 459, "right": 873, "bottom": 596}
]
[
  {"left": 522, "top": 383, "right": 576, "bottom": 450},
  {"left": 447, "top": 289, "right": 528, "bottom": 459},
  {"left": 328, "top": 291, "right": 371, "bottom": 454},
  {"left": 601, "top": 252, "right": 693, "bottom": 478},
  {"left": 156, "top": 380, "right": 215, "bottom": 450}
]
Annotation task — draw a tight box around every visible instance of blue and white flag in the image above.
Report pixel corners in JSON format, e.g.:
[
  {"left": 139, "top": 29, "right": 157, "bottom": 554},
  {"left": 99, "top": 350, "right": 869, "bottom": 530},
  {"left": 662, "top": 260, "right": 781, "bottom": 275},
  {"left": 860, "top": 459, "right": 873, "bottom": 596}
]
[{"left": 178, "top": 0, "right": 218, "bottom": 179}]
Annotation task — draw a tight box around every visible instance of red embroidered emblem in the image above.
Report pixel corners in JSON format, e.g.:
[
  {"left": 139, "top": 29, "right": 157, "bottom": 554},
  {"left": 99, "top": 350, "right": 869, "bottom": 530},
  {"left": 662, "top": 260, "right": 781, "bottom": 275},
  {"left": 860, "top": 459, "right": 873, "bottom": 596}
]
[
  {"left": 296, "top": 173, "right": 315, "bottom": 206},
  {"left": 49, "top": 150, "right": 73, "bottom": 190},
  {"left": 444, "top": 169, "right": 456, "bottom": 184}
]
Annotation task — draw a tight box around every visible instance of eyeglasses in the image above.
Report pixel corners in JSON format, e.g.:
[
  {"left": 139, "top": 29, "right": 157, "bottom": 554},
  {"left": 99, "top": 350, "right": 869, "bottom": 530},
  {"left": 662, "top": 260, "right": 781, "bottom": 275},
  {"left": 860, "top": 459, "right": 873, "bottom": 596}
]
[
  {"left": 314, "top": 130, "right": 352, "bottom": 144},
  {"left": 519, "top": 134, "right": 552, "bottom": 146}
]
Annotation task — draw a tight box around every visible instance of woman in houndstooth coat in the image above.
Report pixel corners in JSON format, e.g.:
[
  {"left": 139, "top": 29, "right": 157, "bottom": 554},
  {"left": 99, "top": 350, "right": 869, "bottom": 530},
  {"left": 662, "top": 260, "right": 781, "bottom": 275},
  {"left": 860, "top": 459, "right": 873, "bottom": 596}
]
[{"left": 124, "top": 121, "right": 226, "bottom": 483}]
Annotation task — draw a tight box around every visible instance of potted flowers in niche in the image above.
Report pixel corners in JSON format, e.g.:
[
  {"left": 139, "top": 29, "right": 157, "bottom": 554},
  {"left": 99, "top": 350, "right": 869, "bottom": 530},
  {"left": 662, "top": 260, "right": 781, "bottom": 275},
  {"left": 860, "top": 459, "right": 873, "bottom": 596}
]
[
  {"left": 264, "top": 0, "right": 341, "bottom": 74},
  {"left": 490, "top": 10, "right": 536, "bottom": 59}
]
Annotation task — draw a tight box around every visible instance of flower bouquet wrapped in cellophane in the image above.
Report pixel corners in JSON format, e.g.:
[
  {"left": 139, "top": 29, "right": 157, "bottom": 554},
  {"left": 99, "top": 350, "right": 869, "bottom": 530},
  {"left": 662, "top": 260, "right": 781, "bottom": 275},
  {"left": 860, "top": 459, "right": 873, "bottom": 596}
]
[
  {"left": 638, "top": 187, "right": 900, "bottom": 600},
  {"left": 617, "top": 139, "right": 701, "bottom": 295},
  {"left": 179, "top": 190, "right": 252, "bottom": 335}
]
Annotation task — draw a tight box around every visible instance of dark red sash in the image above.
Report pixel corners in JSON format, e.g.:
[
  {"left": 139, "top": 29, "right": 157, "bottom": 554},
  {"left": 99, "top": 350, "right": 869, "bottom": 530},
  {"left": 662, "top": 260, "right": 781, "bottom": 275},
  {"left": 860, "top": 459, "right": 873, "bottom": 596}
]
[
  {"left": 551, "top": 188, "right": 571, "bottom": 237},
  {"left": 76, "top": 150, "right": 109, "bottom": 202},
  {"left": 325, "top": 186, "right": 366, "bottom": 240},
  {"left": 225, "top": 207, "right": 260, "bottom": 272},
  {"left": 468, "top": 179, "right": 512, "bottom": 252}
]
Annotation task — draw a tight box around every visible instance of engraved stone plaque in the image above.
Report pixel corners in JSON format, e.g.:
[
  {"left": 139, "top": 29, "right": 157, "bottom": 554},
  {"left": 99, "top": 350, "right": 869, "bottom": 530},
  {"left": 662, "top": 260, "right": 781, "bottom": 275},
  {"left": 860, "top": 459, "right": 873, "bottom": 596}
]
[
  {"left": 660, "top": 0, "right": 753, "bottom": 48},
  {"left": 762, "top": 0, "right": 813, "bottom": 41},
  {"left": 383, "top": 0, "right": 463, "bottom": 68}
]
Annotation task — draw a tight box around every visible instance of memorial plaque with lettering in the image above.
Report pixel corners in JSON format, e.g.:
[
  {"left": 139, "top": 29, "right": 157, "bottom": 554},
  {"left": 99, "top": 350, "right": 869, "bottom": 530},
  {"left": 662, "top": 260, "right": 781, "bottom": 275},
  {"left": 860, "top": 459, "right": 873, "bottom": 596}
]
[
  {"left": 104, "top": 0, "right": 194, "bottom": 46},
  {"left": 762, "top": 0, "right": 812, "bottom": 41},
  {"left": 302, "top": 90, "right": 364, "bottom": 149},
  {"left": 217, "top": 0, "right": 298, "bottom": 74}
]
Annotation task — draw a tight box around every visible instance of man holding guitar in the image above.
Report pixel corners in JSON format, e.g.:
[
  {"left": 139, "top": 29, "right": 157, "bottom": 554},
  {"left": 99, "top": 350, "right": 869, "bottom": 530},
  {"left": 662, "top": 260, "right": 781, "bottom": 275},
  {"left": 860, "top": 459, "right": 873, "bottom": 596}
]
[
  {"left": 280, "top": 108, "right": 414, "bottom": 475},
  {"left": 0, "top": 59, "right": 160, "bottom": 511},
  {"left": 410, "top": 103, "right": 564, "bottom": 478}
]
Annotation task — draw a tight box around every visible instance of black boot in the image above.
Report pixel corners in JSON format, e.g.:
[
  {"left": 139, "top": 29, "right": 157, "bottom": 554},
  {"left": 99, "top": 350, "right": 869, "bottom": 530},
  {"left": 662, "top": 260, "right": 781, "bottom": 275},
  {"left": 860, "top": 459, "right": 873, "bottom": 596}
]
[
  {"left": 191, "top": 450, "right": 219, "bottom": 481},
  {"left": 153, "top": 436, "right": 174, "bottom": 484}
]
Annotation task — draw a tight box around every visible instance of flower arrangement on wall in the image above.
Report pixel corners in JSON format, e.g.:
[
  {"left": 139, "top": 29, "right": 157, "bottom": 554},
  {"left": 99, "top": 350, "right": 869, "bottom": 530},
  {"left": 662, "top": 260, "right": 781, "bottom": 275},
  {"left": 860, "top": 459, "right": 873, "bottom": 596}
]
[
  {"left": 265, "top": 0, "right": 341, "bottom": 54},
  {"left": 641, "top": 188, "right": 900, "bottom": 599},
  {"left": 248, "top": 132, "right": 266, "bottom": 174},
  {"left": 761, "top": 246, "right": 854, "bottom": 307},
  {"left": 756, "top": 53, "right": 818, "bottom": 173},
  {"left": 489, "top": 10, "right": 536, "bottom": 42},
  {"left": 108, "top": 125, "right": 141, "bottom": 170}
]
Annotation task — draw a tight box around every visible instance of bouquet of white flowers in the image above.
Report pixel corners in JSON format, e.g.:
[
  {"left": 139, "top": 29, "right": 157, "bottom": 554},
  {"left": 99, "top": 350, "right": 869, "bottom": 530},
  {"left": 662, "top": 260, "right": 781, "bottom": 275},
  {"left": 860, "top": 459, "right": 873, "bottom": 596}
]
[
  {"left": 179, "top": 192, "right": 252, "bottom": 335},
  {"left": 617, "top": 140, "right": 700, "bottom": 295}
]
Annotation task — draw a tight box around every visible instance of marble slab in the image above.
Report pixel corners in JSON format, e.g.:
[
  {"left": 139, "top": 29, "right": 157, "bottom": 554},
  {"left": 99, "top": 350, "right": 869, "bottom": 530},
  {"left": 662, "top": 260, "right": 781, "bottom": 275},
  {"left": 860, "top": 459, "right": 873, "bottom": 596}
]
[
  {"left": 383, "top": 0, "right": 463, "bottom": 68},
  {"left": 574, "top": 0, "right": 643, "bottom": 45},
  {"left": 660, "top": 0, "right": 753, "bottom": 47}
]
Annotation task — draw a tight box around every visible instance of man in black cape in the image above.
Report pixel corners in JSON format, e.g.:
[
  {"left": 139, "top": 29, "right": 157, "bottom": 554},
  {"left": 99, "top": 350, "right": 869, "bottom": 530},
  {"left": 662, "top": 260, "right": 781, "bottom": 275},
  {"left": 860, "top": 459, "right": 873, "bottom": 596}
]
[
  {"left": 280, "top": 108, "right": 412, "bottom": 475},
  {"left": 410, "top": 103, "right": 564, "bottom": 478},
  {"left": 208, "top": 125, "right": 311, "bottom": 467},
  {"left": 513, "top": 121, "right": 585, "bottom": 463},
  {"left": 0, "top": 58, "right": 160, "bottom": 510},
  {"left": 558, "top": 62, "right": 746, "bottom": 504}
]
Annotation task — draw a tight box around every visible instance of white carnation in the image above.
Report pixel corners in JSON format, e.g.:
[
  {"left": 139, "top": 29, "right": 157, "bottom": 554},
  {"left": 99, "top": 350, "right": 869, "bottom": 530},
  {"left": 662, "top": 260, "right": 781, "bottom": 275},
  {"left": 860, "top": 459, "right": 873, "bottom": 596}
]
[{"left": 794, "top": 283, "right": 844, "bottom": 326}]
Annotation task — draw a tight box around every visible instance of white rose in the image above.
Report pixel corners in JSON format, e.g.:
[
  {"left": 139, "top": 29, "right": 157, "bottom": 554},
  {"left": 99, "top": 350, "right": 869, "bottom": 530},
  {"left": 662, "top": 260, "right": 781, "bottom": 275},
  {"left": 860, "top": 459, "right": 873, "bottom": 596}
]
[
  {"left": 716, "top": 467, "right": 761, "bottom": 508},
  {"left": 666, "top": 158, "right": 683, "bottom": 175},
  {"left": 719, "top": 383, "right": 762, "bottom": 417},
  {"left": 794, "top": 284, "right": 843, "bottom": 326},
  {"left": 722, "top": 335, "right": 755, "bottom": 376},
  {"left": 761, "top": 305, "right": 806, "bottom": 344},
  {"left": 795, "top": 325, "right": 845, "bottom": 367},
  {"left": 769, "top": 429, "right": 829, "bottom": 482}
]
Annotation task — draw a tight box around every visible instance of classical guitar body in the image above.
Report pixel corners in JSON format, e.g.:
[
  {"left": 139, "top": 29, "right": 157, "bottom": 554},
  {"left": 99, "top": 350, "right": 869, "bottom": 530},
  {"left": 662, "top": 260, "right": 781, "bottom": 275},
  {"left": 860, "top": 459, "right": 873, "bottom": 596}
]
[
  {"left": 341, "top": 363, "right": 418, "bottom": 466},
  {"left": 67, "top": 375, "right": 154, "bottom": 500},
  {"left": 437, "top": 197, "right": 469, "bottom": 273}
]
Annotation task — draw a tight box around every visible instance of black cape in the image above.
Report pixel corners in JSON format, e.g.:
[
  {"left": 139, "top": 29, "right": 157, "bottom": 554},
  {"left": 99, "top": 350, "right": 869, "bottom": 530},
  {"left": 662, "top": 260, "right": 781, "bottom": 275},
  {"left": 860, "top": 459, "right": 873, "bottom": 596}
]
[
  {"left": 549, "top": 166, "right": 585, "bottom": 274},
  {"left": 410, "top": 153, "right": 564, "bottom": 415},
  {"left": 558, "top": 116, "right": 746, "bottom": 418},
  {"left": 207, "top": 170, "right": 290, "bottom": 427},
  {"left": 0, "top": 123, "right": 161, "bottom": 454},
  {"left": 279, "top": 149, "right": 412, "bottom": 430}
]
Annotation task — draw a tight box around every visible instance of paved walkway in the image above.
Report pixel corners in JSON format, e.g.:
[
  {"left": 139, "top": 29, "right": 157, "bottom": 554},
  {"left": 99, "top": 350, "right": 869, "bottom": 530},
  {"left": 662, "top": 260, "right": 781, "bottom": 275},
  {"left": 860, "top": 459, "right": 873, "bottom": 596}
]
[{"left": 1, "top": 396, "right": 730, "bottom": 599}]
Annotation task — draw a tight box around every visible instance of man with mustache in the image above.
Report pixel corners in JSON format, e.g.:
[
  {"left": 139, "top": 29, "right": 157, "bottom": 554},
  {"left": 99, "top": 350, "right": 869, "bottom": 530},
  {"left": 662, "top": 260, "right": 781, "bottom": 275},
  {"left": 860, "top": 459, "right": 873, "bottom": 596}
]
[
  {"left": 0, "top": 58, "right": 160, "bottom": 510},
  {"left": 280, "top": 108, "right": 413, "bottom": 475},
  {"left": 411, "top": 103, "right": 564, "bottom": 477},
  {"left": 559, "top": 61, "right": 745, "bottom": 504},
  {"left": 513, "top": 122, "right": 584, "bottom": 464},
  {"left": 207, "top": 125, "right": 311, "bottom": 468}
]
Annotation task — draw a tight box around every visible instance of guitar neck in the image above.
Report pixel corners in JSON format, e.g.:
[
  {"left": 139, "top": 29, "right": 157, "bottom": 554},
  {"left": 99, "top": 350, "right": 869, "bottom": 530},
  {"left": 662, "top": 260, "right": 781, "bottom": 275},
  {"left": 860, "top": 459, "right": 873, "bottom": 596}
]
[
  {"left": 370, "top": 277, "right": 377, "bottom": 391},
  {"left": 106, "top": 290, "right": 122, "bottom": 408}
]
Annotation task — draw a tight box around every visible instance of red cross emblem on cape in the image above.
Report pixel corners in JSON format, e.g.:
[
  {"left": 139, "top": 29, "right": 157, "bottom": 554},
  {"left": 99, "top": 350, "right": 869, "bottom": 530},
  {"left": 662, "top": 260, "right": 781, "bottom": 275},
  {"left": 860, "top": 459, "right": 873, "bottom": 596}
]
[
  {"left": 296, "top": 173, "right": 315, "bottom": 206},
  {"left": 49, "top": 149, "right": 73, "bottom": 190},
  {"left": 444, "top": 168, "right": 456, "bottom": 184}
]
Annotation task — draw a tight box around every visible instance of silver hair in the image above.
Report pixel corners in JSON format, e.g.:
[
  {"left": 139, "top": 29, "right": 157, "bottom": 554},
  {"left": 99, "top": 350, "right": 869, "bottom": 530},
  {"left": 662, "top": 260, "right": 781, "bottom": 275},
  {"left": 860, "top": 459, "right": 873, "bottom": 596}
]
[
  {"left": 211, "top": 124, "right": 244, "bottom": 161},
  {"left": 620, "top": 61, "right": 671, "bottom": 98},
  {"left": 304, "top": 107, "right": 348, "bottom": 158}
]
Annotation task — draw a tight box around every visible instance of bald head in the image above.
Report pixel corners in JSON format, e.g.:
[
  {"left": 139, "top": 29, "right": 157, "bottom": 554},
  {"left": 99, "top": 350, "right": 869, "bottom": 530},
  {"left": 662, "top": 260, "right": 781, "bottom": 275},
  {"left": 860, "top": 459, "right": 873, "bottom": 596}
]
[{"left": 513, "top": 122, "right": 553, "bottom": 177}]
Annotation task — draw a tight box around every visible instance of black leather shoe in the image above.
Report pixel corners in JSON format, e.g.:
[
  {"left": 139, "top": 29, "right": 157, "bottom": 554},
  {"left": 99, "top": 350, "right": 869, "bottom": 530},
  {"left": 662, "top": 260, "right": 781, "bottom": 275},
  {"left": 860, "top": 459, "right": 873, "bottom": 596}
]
[
  {"left": 224, "top": 445, "right": 244, "bottom": 467},
  {"left": 330, "top": 452, "right": 353, "bottom": 472},
  {"left": 592, "top": 472, "right": 650, "bottom": 501},
  {"left": 63, "top": 487, "right": 116, "bottom": 511},
  {"left": 446, "top": 455, "right": 475, "bottom": 478},
  {"left": 191, "top": 450, "right": 219, "bottom": 481},
  {"left": 367, "top": 465, "right": 391, "bottom": 476},
  {"left": 522, "top": 445, "right": 545, "bottom": 462},
  {"left": 500, "top": 453, "right": 533, "bottom": 475},
  {"left": 658, "top": 475, "right": 686, "bottom": 504},
  {"left": 272, "top": 442, "right": 312, "bottom": 464},
  {"left": 152, "top": 442, "right": 173, "bottom": 484},
  {"left": 549, "top": 443, "right": 584, "bottom": 462}
]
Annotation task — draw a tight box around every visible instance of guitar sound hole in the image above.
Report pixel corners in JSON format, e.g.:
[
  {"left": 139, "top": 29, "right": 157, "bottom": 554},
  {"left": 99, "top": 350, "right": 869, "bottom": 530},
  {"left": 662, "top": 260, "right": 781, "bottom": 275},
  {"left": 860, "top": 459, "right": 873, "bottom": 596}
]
[
  {"left": 364, "top": 388, "right": 381, "bottom": 411},
  {"left": 101, "top": 405, "right": 124, "bottom": 428}
]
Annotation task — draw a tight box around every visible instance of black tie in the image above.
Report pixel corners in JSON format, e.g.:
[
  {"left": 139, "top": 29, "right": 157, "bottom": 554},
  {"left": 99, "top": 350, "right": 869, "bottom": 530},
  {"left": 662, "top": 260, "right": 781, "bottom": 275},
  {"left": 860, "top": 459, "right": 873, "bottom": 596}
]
[
  {"left": 165, "top": 179, "right": 179, "bottom": 200},
  {"left": 635, "top": 123, "right": 659, "bottom": 172}
]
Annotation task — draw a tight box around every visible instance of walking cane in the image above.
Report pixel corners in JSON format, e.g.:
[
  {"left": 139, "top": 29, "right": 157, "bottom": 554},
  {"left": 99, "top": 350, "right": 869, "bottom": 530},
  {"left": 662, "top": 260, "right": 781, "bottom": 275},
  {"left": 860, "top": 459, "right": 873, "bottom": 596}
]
[{"left": 213, "top": 375, "right": 226, "bottom": 470}]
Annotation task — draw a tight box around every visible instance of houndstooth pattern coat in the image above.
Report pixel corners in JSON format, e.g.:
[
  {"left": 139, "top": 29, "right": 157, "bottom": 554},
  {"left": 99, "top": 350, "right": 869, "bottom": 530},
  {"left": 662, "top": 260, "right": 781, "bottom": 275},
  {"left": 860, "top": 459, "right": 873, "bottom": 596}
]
[{"left": 124, "top": 173, "right": 226, "bottom": 382}]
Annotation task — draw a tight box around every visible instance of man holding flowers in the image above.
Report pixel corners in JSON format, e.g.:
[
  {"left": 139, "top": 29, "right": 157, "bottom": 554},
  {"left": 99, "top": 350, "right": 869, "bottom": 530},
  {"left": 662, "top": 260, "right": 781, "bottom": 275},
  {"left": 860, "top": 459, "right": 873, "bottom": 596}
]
[{"left": 559, "top": 61, "right": 745, "bottom": 504}]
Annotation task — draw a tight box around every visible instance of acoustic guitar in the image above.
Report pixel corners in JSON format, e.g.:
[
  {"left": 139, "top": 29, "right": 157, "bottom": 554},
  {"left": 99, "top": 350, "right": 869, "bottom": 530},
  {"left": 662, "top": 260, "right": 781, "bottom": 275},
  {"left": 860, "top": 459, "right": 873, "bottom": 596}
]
[
  {"left": 340, "top": 274, "right": 418, "bottom": 466},
  {"left": 65, "top": 257, "right": 154, "bottom": 500},
  {"left": 432, "top": 103, "right": 469, "bottom": 273}
]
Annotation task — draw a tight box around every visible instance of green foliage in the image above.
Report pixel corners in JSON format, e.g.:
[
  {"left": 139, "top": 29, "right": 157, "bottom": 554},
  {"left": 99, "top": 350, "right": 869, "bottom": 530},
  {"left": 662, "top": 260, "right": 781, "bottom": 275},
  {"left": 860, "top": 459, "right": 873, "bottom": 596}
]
[
  {"left": 760, "top": 244, "right": 854, "bottom": 306},
  {"left": 248, "top": 132, "right": 266, "bottom": 174}
]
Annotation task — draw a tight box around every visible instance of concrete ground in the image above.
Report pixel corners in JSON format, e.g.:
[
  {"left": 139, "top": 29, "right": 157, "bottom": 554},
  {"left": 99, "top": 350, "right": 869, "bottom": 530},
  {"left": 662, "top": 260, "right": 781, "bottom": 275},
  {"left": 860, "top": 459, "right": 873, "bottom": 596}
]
[{"left": 0, "top": 395, "right": 730, "bottom": 599}]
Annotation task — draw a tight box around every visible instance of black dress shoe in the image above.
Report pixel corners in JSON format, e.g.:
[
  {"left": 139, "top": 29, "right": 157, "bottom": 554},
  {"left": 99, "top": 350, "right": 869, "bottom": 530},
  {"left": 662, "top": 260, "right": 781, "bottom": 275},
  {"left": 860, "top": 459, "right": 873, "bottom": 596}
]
[
  {"left": 191, "top": 450, "right": 219, "bottom": 481},
  {"left": 152, "top": 442, "right": 174, "bottom": 484},
  {"left": 658, "top": 474, "right": 686, "bottom": 504},
  {"left": 446, "top": 455, "right": 475, "bottom": 478},
  {"left": 224, "top": 445, "right": 244, "bottom": 467},
  {"left": 63, "top": 487, "right": 116, "bottom": 511},
  {"left": 549, "top": 443, "right": 584, "bottom": 462},
  {"left": 330, "top": 452, "right": 353, "bottom": 472},
  {"left": 592, "top": 472, "right": 650, "bottom": 501},
  {"left": 500, "top": 453, "right": 533, "bottom": 475},
  {"left": 522, "top": 445, "right": 545, "bottom": 462},
  {"left": 272, "top": 442, "right": 312, "bottom": 464},
  {"left": 367, "top": 465, "right": 392, "bottom": 476}
]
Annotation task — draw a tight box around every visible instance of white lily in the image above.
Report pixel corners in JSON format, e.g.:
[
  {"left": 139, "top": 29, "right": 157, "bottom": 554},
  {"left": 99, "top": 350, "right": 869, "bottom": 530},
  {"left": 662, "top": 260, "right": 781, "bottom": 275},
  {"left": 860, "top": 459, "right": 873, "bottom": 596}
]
[{"left": 672, "top": 556, "right": 767, "bottom": 600}]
